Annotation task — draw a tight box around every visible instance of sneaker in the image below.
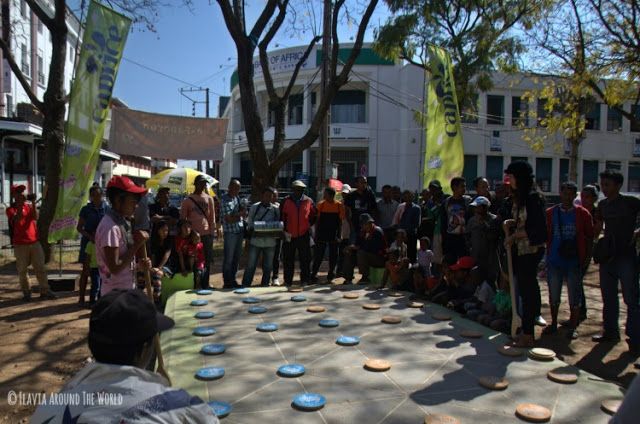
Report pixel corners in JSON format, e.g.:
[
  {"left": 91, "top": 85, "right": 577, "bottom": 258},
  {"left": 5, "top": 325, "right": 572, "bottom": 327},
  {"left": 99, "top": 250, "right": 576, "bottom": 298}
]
[
  {"left": 592, "top": 333, "right": 621, "bottom": 343},
  {"left": 535, "top": 316, "right": 547, "bottom": 327},
  {"left": 40, "top": 290, "right": 58, "bottom": 300},
  {"left": 272, "top": 278, "right": 282, "bottom": 287}
]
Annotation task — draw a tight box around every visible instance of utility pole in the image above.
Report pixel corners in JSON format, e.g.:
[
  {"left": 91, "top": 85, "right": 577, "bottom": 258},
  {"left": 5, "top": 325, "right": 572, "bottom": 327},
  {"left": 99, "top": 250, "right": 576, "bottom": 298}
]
[
  {"left": 180, "top": 86, "right": 211, "bottom": 173},
  {"left": 317, "top": 0, "right": 332, "bottom": 199}
]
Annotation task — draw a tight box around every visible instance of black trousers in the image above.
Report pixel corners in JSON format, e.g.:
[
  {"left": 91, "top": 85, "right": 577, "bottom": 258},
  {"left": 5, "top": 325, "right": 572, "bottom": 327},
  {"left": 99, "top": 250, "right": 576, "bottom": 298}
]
[
  {"left": 514, "top": 248, "right": 544, "bottom": 335},
  {"left": 283, "top": 233, "right": 311, "bottom": 286},
  {"left": 443, "top": 234, "right": 468, "bottom": 262},
  {"left": 312, "top": 241, "right": 339, "bottom": 277},
  {"left": 406, "top": 232, "right": 418, "bottom": 263},
  {"left": 201, "top": 234, "right": 214, "bottom": 289}
]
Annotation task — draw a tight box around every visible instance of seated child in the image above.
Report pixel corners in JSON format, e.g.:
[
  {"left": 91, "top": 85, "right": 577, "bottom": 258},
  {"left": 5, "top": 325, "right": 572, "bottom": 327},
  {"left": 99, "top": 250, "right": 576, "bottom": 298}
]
[
  {"left": 462, "top": 268, "right": 496, "bottom": 321},
  {"left": 183, "top": 230, "right": 206, "bottom": 289},
  {"left": 412, "top": 236, "right": 434, "bottom": 296},
  {"left": 383, "top": 248, "right": 411, "bottom": 289},
  {"left": 176, "top": 219, "right": 193, "bottom": 278},
  {"left": 388, "top": 229, "right": 409, "bottom": 261},
  {"left": 444, "top": 256, "right": 478, "bottom": 313},
  {"left": 84, "top": 240, "right": 101, "bottom": 305},
  {"left": 428, "top": 254, "right": 456, "bottom": 305}
]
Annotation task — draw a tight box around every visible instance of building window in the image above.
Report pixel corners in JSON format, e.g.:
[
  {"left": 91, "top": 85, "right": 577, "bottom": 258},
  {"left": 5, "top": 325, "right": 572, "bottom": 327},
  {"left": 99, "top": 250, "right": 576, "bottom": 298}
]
[
  {"left": 69, "top": 44, "right": 75, "bottom": 62},
  {"left": 512, "top": 96, "right": 528, "bottom": 126},
  {"left": 631, "top": 105, "right": 640, "bottom": 133},
  {"left": 635, "top": 138, "right": 640, "bottom": 157},
  {"left": 607, "top": 107, "right": 623, "bottom": 131},
  {"left": 486, "top": 156, "right": 504, "bottom": 190},
  {"left": 606, "top": 160, "right": 621, "bottom": 172},
  {"left": 511, "top": 156, "right": 528, "bottom": 163},
  {"left": 486, "top": 95, "right": 504, "bottom": 125},
  {"left": 288, "top": 93, "right": 303, "bottom": 125},
  {"left": 20, "top": 43, "right": 29, "bottom": 76},
  {"left": 537, "top": 98, "right": 548, "bottom": 127},
  {"left": 331, "top": 90, "right": 366, "bottom": 124},
  {"left": 629, "top": 162, "right": 640, "bottom": 192},
  {"left": 559, "top": 158, "right": 570, "bottom": 191},
  {"left": 461, "top": 94, "right": 478, "bottom": 124},
  {"left": 536, "top": 158, "right": 552, "bottom": 192},
  {"left": 37, "top": 54, "right": 44, "bottom": 84},
  {"left": 20, "top": 0, "right": 27, "bottom": 18},
  {"left": 585, "top": 103, "right": 601, "bottom": 130},
  {"left": 490, "top": 130, "right": 502, "bottom": 152},
  {"left": 582, "top": 160, "right": 599, "bottom": 187},
  {"left": 37, "top": 17, "right": 43, "bottom": 34},
  {"left": 463, "top": 155, "right": 478, "bottom": 187},
  {"left": 267, "top": 102, "right": 276, "bottom": 128}
]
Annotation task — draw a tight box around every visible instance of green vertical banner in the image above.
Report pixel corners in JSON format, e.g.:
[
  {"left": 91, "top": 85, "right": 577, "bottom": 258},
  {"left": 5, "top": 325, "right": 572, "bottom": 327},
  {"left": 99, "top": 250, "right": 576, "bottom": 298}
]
[
  {"left": 49, "top": 1, "right": 131, "bottom": 243},
  {"left": 423, "top": 46, "right": 464, "bottom": 194}
]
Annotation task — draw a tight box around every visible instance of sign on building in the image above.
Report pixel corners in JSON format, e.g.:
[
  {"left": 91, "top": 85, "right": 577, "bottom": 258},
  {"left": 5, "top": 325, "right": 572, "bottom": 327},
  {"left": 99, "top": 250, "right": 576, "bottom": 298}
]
[{"left": 253, "top": 47, "right": 317, "bottom": 75}]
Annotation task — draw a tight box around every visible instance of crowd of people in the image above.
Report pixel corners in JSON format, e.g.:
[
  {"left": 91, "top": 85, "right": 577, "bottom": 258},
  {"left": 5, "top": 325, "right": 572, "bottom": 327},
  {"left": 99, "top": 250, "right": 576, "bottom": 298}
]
[
  {"left": 7, "top": 160, "right": 640, "bottom": 354},
  {"left": 7, "top": 161, "right": 640, "bottom": 422}
]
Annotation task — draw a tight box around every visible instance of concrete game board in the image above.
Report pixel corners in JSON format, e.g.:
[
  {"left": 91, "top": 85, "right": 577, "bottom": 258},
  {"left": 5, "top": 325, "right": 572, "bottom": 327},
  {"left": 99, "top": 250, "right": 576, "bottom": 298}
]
[{"left": 161, "top": 286, "right": 624, "bottom": 423}]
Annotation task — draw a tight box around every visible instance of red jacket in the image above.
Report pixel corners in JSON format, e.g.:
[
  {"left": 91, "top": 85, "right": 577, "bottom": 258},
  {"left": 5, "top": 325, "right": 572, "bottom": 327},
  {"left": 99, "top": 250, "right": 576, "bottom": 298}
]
[
  {"left": 546, "top": 204, "right": 594, "bottom": 264},
  {"left": 281, "top": 195, "right": 316, "bottom": 238}
]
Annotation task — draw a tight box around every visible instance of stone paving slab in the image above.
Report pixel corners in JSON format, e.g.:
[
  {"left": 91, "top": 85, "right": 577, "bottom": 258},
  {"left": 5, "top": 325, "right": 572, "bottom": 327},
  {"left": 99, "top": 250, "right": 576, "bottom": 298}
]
[{"left": 160, "top": 285, "right": 624, "bottom": 423}]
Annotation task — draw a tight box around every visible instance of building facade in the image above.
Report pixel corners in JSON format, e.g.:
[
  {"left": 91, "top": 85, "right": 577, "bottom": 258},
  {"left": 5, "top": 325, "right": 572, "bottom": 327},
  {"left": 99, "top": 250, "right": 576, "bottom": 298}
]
[{"left": 221, "top": 45, "right": 640, "bottom": 195}]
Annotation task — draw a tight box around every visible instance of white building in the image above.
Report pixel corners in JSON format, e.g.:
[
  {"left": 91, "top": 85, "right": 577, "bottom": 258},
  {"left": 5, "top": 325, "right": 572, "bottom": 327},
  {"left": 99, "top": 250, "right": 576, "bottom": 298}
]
[{"left": 221, "top": 44, "right": 640, "bottom": 195}]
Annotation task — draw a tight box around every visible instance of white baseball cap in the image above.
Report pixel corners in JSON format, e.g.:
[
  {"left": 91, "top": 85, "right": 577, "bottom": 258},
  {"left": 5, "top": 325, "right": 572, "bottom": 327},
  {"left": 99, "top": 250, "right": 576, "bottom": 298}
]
[
  {"left": 292, "top": 180, "right": 307, "bottom": 188},
  {"left": 470, "top": 196, "right": 491, "bottom": 207},
  {"left": 341, "top": 184, "right": 352, "bottom": 193}
]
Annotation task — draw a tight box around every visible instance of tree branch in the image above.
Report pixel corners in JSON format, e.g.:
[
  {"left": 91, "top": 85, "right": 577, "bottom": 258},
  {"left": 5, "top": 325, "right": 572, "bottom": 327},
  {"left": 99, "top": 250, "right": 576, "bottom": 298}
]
[
  {"left": 0, "top": 37, "right": 43, "bottom": 111},
  {"left": 216, "top": 0, "right": 245, "bottom": 42},
  {"left": 283, "top": 36, "right": 320, "bottom": 99},
  {"left": 249, "top": 0, "right": 280, "bottom": 45},
  {"left": 258, "top": 0, "right": 289, "bottom": 102},
  {"left": 25, "top": 0, "right": 55, "bottom": 30}
]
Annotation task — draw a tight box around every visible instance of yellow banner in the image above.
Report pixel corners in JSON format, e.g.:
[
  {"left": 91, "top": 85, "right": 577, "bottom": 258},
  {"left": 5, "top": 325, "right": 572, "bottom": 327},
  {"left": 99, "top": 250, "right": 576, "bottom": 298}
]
[
  {"left": 424, "top": 46, "right": 464, "bottom": 194},
  {"left": 49, "top": 2, "right": 131, "bottom": 242}
]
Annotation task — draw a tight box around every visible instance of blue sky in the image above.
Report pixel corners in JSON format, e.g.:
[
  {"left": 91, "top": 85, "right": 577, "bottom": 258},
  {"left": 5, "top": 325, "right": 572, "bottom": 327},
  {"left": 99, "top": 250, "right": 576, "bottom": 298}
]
[{"left": 103, "top": 1, "right": 389, "bottom": 118}]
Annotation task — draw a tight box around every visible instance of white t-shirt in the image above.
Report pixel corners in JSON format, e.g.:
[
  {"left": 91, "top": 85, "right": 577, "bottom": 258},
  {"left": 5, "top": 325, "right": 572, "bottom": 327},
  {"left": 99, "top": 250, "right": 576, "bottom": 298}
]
[
  {"left": 31, "top": 362, "right": 219, "bottom": 424},
  {"left": 474, "top": 281, "right": 496, "bottom": 304},
  {"left": 416, "top": 248, "right": 434, "bottom": 276}
]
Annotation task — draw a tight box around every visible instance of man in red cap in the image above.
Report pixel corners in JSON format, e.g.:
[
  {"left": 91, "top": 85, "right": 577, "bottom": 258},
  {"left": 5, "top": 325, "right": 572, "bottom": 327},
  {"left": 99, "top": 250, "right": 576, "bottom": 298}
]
[
  {"left": 95, "top": 176, "right": 151, "bottom": 295},
  {"left": 6, "top": 185, "right": 55, "bottom": 300}
]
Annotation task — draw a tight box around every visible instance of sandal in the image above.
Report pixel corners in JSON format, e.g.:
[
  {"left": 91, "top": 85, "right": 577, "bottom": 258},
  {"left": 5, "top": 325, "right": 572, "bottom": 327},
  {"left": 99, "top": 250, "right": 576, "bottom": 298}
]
[{"left": 542, "top": 324, "right": 558, "bottom": 335}]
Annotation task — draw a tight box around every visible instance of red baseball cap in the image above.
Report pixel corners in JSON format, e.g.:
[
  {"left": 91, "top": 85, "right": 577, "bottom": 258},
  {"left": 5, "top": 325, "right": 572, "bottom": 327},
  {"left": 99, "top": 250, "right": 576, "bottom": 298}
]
[
  {"left": 11, "top": 184, "right": 26, "bottom": 196},
  {"left": 106, "top": 176, "right": 148, "bottom": 195},
  {"left": 449, "top": 256, "right": 476, "bottom": 271}
]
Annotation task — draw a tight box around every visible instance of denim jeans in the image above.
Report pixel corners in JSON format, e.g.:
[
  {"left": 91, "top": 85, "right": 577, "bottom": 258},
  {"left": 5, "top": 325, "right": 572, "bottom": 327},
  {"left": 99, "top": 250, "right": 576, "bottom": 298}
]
[
  {"left": 547, "top": 263, "right": 583, "bottom": 308},
  {"left": 242, "top": 245, "right": 276, "bottom": 287},
  {"left": 599, "top": 253, "right": 640, "bottom": 343},
  {"left": 223, "top": 232, "right": 244, "bottom": 286},
  {"left": 89, "top": 267, "right": 101, "bottom": 302}
]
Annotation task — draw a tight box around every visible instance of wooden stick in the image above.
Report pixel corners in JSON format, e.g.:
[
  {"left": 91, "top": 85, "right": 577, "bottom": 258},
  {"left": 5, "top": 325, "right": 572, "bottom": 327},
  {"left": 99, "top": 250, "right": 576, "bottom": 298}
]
[
  {"left": 140, "top": 244, "right": 171, "bottom": 385},
  {"left": 503, "top": 222, "right": 522, "bottom": 338}
]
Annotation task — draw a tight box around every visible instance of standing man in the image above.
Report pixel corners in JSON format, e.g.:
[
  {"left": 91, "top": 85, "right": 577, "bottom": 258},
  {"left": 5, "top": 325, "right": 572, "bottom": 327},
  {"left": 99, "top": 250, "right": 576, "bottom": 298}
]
[
  {"left": 345, "top": 176, "right": 377, "bottom": 242},
  {"left": 280, "top": 180, "right": 316, "bottom": 286},
  {"left": 6, "top": 185, "right": 55, "bottom": 300},
  {"left": 544, "top": 182, "right": 593, "bottom": 339},
  {"left": 427, "top": 180, "right": 448, "bottom": 269},
  {"left": 180, "top": 175, "right": 216, "bottom": 289},
  {"left": 466, "top": 196, "right": 499, "bottom": 286},
  {"left": 593, "top": 170, "right": 640, "bottom": 354},
  {"left": 149, "top": 187, "right": 180, "bottom": 236},
  {"left": 218, "top": 179, "right": 245, "bottom": 288},
  {"left": 393, "top": 190, "right": 421, "bottom": 262},
  {"left": 376, "top": 185, "right": 399, "bottom": 245},
  {"left": 442, "top": 177, "right": 471, "bottom": 261},
  {"left": 77, "top": 186, "right": 107, "bottom": 305},
  {"left": 311, "top": 187, "right": 345, "bottom": 283},
  {"left": 242, "top": 187, "right": 280, "bottom": 287}
]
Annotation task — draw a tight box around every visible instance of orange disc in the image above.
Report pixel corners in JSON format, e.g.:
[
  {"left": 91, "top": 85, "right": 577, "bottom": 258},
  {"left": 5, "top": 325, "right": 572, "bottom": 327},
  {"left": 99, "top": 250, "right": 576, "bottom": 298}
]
[
  {"left": 515, "top": 403, "right": 551, "bottom": 423},
  {"left": 497, "top": 345, "right": 524, "bottom": 357},
  {"left": 600, "top": 399, "right": 622, "bottom": 415},
  {"left": 431, "top": 312, "right": 452, "bottom": 321},
  {"left": 478, "top": 376, "right": 509, "bottom": 390},
  {"left": 381, "top": 315, "right": 402, "bottom": 324},
  {"left": 363, "top": 303, "right": 381, "bottom": 310},
  {"left": 408, "top": 301, "right": 424, "bottom": 308},
  {"left": 306, "top": 305, "right": 326, "bottom": 313},
  {"left": 343, "top": 293, "right": 360, "bottom": 299},
  {"left": 424, "top": 414, "right": 461, "bottom": 424},
  {"left": 364, "top": 358, "right": 391, "bottom": 372},
  {"left": 460, "top": 329, "right": 483, "bottom": 339}
]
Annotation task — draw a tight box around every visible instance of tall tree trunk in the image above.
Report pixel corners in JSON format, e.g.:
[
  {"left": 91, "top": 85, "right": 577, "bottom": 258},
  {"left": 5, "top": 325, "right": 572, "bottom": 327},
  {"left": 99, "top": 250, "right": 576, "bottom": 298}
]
[{"left": 252, "top": 164, "right": 277, "bottom": 199}]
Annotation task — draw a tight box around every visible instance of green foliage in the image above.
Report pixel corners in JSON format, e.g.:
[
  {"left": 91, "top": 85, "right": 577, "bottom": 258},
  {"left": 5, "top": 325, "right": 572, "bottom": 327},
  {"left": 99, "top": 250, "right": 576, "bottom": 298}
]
[{"left": 374, "top": 0, "right": 548, "bottom": 110}]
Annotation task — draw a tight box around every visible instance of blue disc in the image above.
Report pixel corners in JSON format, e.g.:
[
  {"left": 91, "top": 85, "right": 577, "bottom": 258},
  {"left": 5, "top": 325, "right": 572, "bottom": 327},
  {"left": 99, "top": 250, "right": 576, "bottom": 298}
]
[
  {"left": 243, "top": 297, "right": 261, "bottom": 304},
  {"left": 194, "top": 311, "right": 215, "bottom": 319},
  {"left": 196, "top": 289, "right": 213, "bottom": 295},
  {"left": 292, "top": 393, "right": 326, "bottom": 411},
  {"left": 195, "top": 367, "right": 225, "bottom": 381},
  {"left": 190, "top": 299, "right": 208, "bottom": 307},
  {"left": 256, "top": 322, "right": 279, "bottom": 332},
  {"left": 201, "top": 343, "right": 226, "bottom": 355},
  {"left": 208, "top": 400, "right": 232, "bottom": 418},
  {"left": 278, "top": 363, "right": 306, "bottom": 378},
  {"left": 248, "top": 306, "right": 268, "bottom": 314},
  {"left": 336, "top": 336, "right": 360, "bottom": 346},
  {"left": 290, "top": 295, "right": 307, "bottom": 302},
  {"left": 319, "top": 319, "right": 340, "bottom": 328},
  {"left": 193, "top": 326, "right": 216, "bottom": 337},
  {"left": 234, "top": 288, "right": 250, "bottom": 294}
]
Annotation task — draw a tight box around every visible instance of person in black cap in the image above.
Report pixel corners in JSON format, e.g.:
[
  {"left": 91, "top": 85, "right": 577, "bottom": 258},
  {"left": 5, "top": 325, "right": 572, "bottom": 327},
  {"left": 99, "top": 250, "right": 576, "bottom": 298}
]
[
  {"left": 343, "top": 213, "right": 387, "bottom": 284},
  {"left": 31, "top": 289, "right": 219, "bottom": 423},
  {"left": 503, "top": 160, "right": 547, "bottom": 348}
]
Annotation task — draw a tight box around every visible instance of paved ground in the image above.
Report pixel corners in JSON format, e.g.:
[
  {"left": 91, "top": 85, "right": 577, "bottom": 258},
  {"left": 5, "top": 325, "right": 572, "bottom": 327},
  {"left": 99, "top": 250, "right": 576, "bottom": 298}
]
[{"left": 162, "top": 286, "right": 625, "bottom": 423}]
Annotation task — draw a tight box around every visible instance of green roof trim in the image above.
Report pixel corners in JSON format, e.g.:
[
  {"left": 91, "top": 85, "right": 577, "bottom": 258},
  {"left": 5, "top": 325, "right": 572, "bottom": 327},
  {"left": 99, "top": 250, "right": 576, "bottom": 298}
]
[
  {"left": 316, "top": 47, "right": 395, "bottom": 67},
  {"left": 230, "top": 47, "right": 394, "bottom": 91}
]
